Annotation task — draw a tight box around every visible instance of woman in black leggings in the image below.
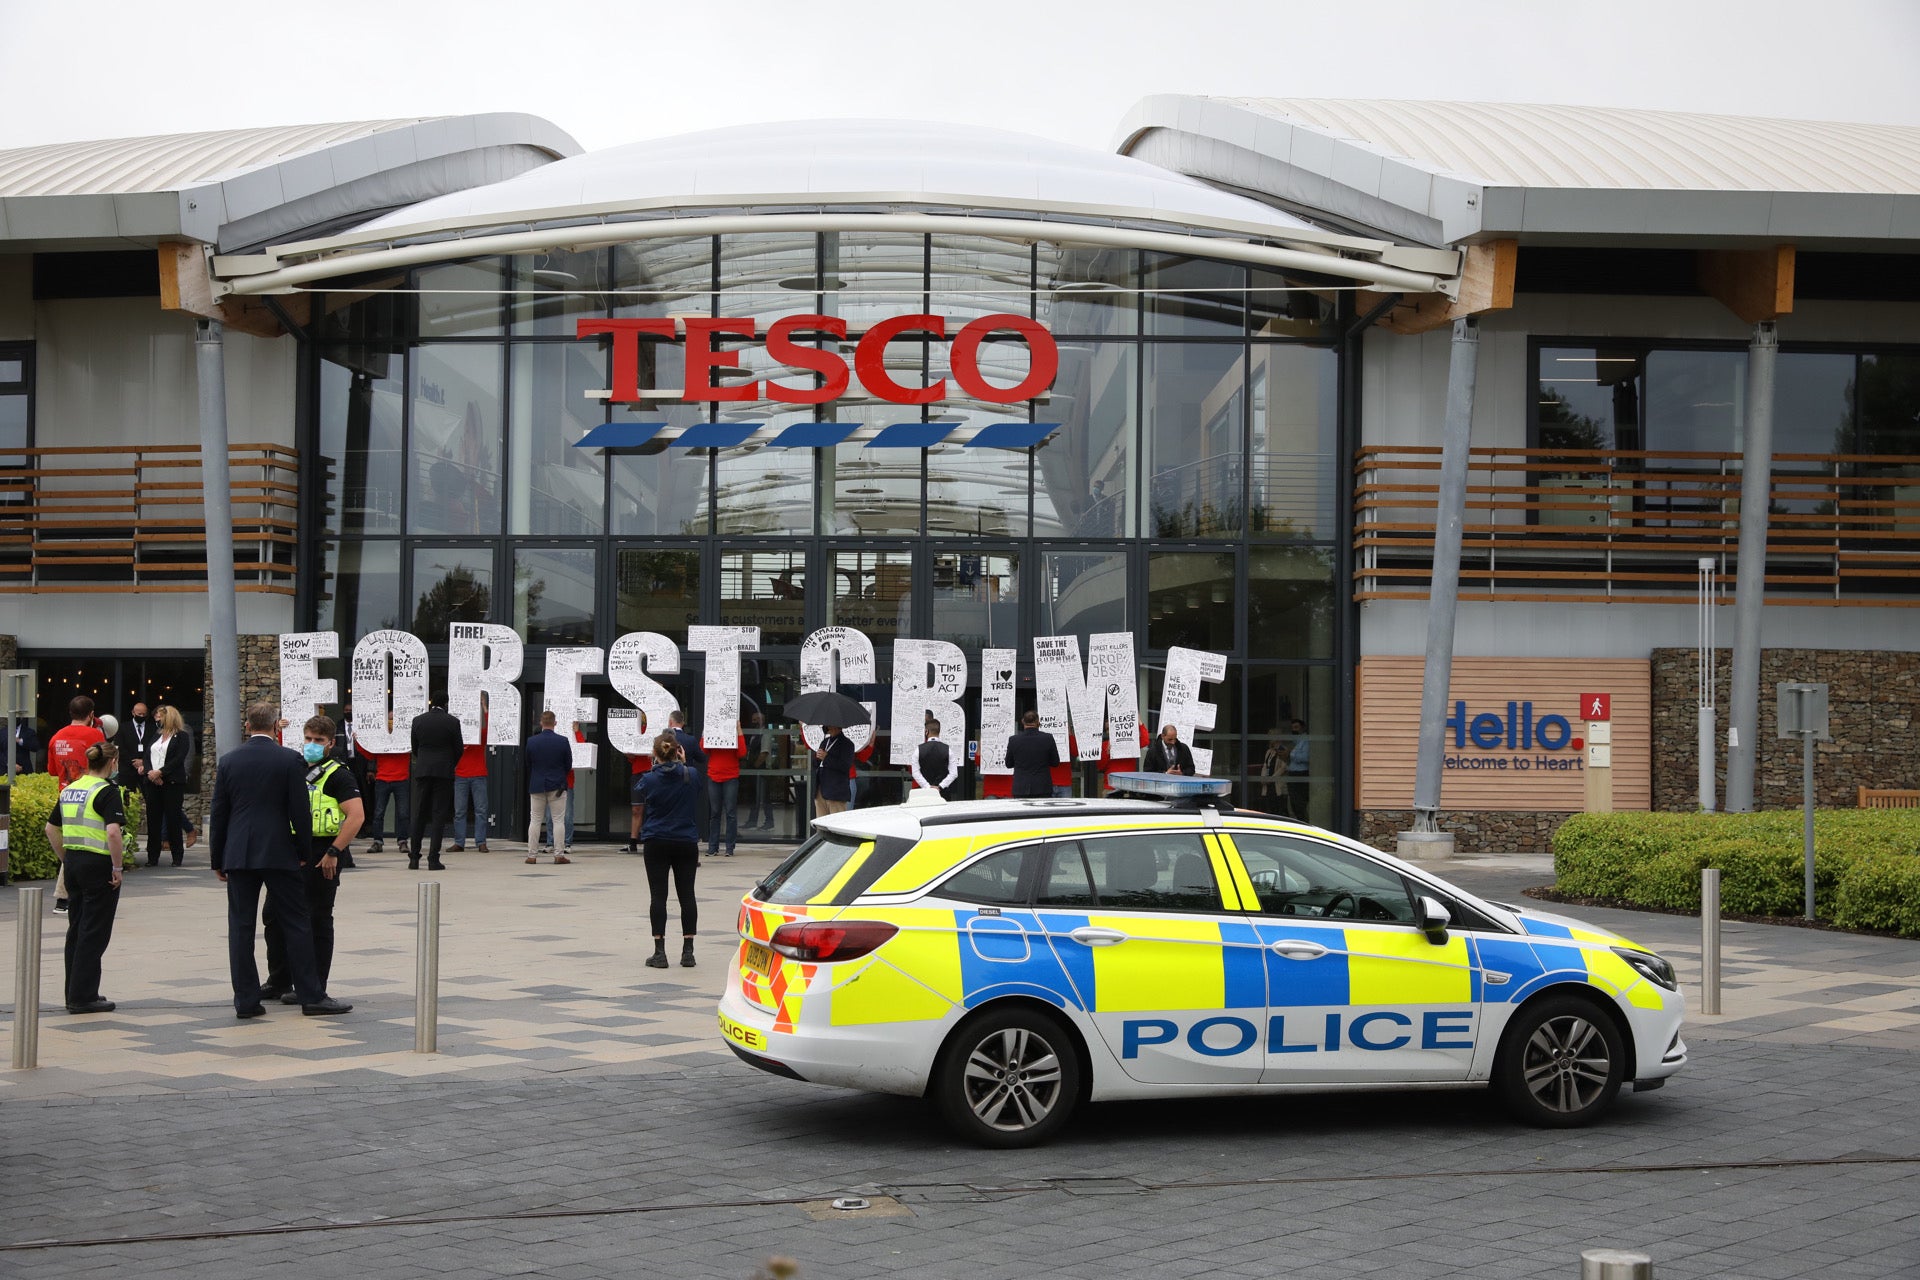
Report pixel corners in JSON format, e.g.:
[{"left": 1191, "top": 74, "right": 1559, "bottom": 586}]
[{"left": 631, "top": 732, "right": 701, "bottom": 969}]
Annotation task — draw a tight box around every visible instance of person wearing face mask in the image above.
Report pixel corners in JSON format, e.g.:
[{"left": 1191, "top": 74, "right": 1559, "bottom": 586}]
[{"left": 260, "top": 716, "right": 364, "bottom": 1005}]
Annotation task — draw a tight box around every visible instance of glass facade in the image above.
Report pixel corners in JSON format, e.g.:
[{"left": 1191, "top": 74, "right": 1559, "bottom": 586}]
[{"left": 306, "top": 235, "right": 1348, "bottom": 838}]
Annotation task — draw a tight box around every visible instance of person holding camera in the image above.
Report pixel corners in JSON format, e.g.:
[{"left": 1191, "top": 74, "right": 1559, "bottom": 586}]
[{"left": 632, "top": 731, "right": 700, "bottom": 970}]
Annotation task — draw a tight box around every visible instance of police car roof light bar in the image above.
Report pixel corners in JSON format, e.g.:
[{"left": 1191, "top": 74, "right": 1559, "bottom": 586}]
[{"left": 1104, "top": 771, "right": 1234, "bottom": 805}]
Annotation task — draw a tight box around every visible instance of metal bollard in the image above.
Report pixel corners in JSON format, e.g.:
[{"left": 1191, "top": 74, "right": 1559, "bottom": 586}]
[
  {"left": 1700, "top": 868, "right": 1721, "bottom": 1016},
  {"left": 12, "top": 885, "right": 42, "bottom": 1069},
  {"left": 1580, "top": 1248, "right": 1652, "bottom": 1280},
  {"left": 414, "top": 881, "right": 440, "bottom": 1054}
]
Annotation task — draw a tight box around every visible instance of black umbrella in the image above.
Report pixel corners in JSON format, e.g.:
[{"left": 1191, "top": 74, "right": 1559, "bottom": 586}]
[{"left": 782, "top": 690, "right": 872, "bottom": 727}]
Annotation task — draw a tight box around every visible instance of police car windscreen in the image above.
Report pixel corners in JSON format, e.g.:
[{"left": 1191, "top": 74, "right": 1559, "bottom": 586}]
[{"left": 754, "top": 832, "right": 868, "bottom": 905}]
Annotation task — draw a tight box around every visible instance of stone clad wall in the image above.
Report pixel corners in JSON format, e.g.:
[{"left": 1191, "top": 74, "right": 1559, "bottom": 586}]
[
  {"left": 194, "top": 635, "right": 283, "bottom": 823},
  {"left": 1357, "top": 809, "right": 1570, "bottom": 854},
  {"left": 1650, "top": 647, "right": 1920, "bottom": 811}
]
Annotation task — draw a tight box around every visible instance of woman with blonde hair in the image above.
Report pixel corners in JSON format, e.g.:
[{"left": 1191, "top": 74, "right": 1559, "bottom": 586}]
[
  {"left": 631, "top": 731, "right": 700, "bottom": 970},
  {"left": 144, "top": 705, "right": 196, "bottom": 866}
]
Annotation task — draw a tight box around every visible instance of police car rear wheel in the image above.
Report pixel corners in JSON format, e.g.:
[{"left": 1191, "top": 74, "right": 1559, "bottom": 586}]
[
  {"left": 933, "top": 1007, "right": 1081, "bottom": 1148},
  {"left": 1495, "top": 996, "right": 1624, "bottom": 1128}
]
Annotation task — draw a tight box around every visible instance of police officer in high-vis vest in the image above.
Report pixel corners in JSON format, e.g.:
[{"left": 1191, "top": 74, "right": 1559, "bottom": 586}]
[
  {"left": 44, "top": 739, "right": 125, "bottom": 1014},
  {"left": 262, "top": 715, "right": 364, "bottom": 1002}
]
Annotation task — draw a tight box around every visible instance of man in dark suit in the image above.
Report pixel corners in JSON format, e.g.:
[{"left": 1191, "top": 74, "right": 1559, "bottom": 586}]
[
  {"left": 811, "top": 725, "right": 855, "bottom": 817},
  {"left": 210, "top": 701, "right": 350, "bottom": 1019},
  {"left": 115, "top": 701, "right": 153, "bottom": 788},
  {"left": 1142, "top": 724, "right": 1197, "bottom": 776},
  {"left": 408, "top": 693, "right": 463, "bottom": 871},
  {"left": 1005, "top": 710, "right": 1060, "bottom": 798}
]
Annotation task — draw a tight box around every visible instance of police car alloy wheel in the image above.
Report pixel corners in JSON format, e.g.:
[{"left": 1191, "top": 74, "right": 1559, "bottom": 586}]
[
  {"left": 933, "top": 1007, "right": 1083, "bottom": 1148},
  {"left": 1494, "top": 995, "right": 1625, "bottom": 1127}
]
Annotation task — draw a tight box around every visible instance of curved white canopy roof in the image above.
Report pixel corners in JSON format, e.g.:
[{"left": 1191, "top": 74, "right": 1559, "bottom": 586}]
[
  {"left": 356, "top": 118, "right": 1323, "bottom": 241},
  {"left": 220, "top": 119, "right": 1462, "bottom": 297}
]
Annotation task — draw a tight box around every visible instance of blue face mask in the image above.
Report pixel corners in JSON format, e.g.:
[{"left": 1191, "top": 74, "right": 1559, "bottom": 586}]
[{"left": 302, "top": 742, "right": 326, "bottom": 764}]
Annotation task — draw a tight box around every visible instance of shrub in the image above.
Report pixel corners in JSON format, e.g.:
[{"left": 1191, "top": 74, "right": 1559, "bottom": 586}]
[
  {"left": 1549, "top": 808, "right": 1920, "bottom": 937},
  {"left": 1832, "top": 856, "right": 1920, "bottom": 936},
  {"left": 5, "top": 774, "right": 143, "bottom": 881}
]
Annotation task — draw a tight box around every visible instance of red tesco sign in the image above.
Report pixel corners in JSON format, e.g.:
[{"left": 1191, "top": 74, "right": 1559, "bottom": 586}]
[
  {"left": 1579, "top": 693, "right": 1611, "bottom": 721},
  {"left": 576, "top": 312, "right": 1059, "bottom": 406}
]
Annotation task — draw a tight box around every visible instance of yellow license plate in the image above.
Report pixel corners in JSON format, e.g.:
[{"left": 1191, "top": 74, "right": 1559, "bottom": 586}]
[
  {"left": 718, "top": 1011, "right": 767, "bottom": 1052},
  {"left": 743, "top": 942, "right": 774, "bottom": 975}
]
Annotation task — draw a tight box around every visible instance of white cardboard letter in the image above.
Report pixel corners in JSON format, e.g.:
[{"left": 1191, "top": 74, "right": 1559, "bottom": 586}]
[
  {"left": 1032, "top": 631, "right": 1138, "bottom": 762},
  {"left": 977, "top": 647, "right": 1018, "bottom": 775},
  {"left": 1158, "top": 646, "right": 1228, "bottom": 776},
  {"left": 891, "top": 639, "right": 967, "bottom": 766},
  {"left": 606, "top": 632, "right": 680, "bottom": 757},
  {"left": 447, "top": 622, "right": 523, "bottom": 746},
  {"left": 542, "top": 647, "right": 605, "bottom": 769},
  {"left": 277, "top": 632, "right": 339, "bottom": 746},
  {"left": 688, "top": 625, "right": 760, "bottom": 749},
  {"left": 349, "top": 630, "right": 429, "bottom": 753},
  {"left": 798, "top": 627, "right": 876, "bottom": 752}
]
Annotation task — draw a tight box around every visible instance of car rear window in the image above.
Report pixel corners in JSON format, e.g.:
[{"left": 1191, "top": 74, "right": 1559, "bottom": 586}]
[{"left": 754, "top": 832, "right": 870, "bottom": 905}]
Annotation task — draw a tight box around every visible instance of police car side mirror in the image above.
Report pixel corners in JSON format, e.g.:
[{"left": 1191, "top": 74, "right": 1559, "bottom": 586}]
[{"left": 1415, "top": 895, "right": 1451, "bottom": 944}]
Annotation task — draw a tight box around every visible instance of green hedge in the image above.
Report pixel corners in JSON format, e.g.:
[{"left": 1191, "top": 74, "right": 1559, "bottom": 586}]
[
  {"left": 1553, "top": 810, "right": 1920, "bottom": 937},
  {"left": 4, "top": 774, "right": 143, "bottom": 881}
]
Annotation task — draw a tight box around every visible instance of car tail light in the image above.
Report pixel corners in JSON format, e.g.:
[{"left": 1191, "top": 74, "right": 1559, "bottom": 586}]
[{"left": 768, "top": 920, "right": 898, "bottom": 962}]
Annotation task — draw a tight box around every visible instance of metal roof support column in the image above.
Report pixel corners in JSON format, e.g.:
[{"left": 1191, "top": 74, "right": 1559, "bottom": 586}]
[
  {"left": 1725, "top": 321, "right": 1778, "bottom": 812},
  {"left": 1408, "top": 318, "right": 1479, "bottom": 843},
  {"left": 196, "top": 320, "right": 242, "bottom": 773}
]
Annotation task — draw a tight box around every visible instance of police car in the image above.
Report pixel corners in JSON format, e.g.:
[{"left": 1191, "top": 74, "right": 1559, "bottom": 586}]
[{"left": 717, "top": 775, "right": 1686, "bottom": 1147}]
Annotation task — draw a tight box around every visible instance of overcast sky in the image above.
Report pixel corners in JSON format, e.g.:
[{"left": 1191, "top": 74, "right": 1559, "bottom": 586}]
[{"left": 3, "top": 0, "right": 1919, "bottom": 153}]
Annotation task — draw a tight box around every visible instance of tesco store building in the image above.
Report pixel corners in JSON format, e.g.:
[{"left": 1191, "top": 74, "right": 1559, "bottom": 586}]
[
  {"left": 223, "top": 117, "right": 1450, "bottom": 841},
  {"left": 8, "top": 102, "right": 1917, "bottom": 848}
]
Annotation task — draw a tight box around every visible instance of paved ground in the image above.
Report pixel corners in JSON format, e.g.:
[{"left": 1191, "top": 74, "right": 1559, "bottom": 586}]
[{"left": 3, "top": 844, "right": 1917, "bottom": 1278}]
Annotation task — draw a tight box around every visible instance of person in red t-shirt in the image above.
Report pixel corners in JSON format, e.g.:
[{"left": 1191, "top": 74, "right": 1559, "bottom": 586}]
[
  {"left": 704, "top": 722, "right": 748, "bottom": 858},
  {"left": 1097, "top": 722, "right": 1152, "bottom": 794},
  {"left": 450, "top": 723, "right": 491, "bottom": 853},
  {"left": 1049, "top": 732, "right": 1079, "bottom": 798},
  {"left": 46, "top": 696, "right": 107, "bottom": 786},
  {"left": 357, "top": 726, "right": 411, "bottom": 854}
]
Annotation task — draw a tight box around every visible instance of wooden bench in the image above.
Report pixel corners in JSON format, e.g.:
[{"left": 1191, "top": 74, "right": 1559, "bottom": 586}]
[{"left": 1858, "top": 786, "right": 1920, "bottom": 809}]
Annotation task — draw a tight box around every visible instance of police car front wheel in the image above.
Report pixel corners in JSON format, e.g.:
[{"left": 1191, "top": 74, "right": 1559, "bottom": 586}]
[
  {"left": 932, "top": 1007, "right": 1083, "bottom": 1148},
  {"left": 1494, "top": 995, "right": 1625, "bottom": 1128}
]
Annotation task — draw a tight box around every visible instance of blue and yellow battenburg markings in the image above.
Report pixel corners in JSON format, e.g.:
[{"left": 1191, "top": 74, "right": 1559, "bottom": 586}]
[{"left": 737, "top": 851, "right": 1663, "bottom": 1038}]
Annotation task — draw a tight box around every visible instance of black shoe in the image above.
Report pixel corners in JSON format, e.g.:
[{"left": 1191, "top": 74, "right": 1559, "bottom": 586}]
[
  {"left": 369, "top": 840, "right": 384, "bottom": 853},
  {"left": 258, "top": 985, "right": 289, "bottom": 1001},
  {"left": 680, "top": 941, "right": 697, "bottom": 969},
  {"left": 236, "top": 1005, "right": 268, "bottom": 1019},
  {"left": 53, "top": 899, "right": 69, "bottom": 915},
  {"left": 279, "top": 991, "right": 302, "bottom": 1005},
  {"left": 172, "top": 859, "right": 183, "bottom": 868},
  {"left": 408, "top": 857, "right": 420, "bottom": 870},
  {"left": 428, "top": 861, "right": 447, "bottom": 871},
  {"left": 622, "top": 843, "right": 638, "bottom": 854},
  {"left": 646, "top": 948, "right": 669, "bottom": 970},
  {"left": 147, "top": 858, "right": 159, "bottom": 868},
  {"left": 302, "top": 997, "right": 352, "bottom": 1016},
  {"left": 68, "top": 998, "right": 115, "bottom": 1014}
]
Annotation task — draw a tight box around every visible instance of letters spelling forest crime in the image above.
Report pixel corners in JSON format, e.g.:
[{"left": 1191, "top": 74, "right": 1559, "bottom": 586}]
[{"left": 278, "top": 625, "right": 1230, "bottom": 778}]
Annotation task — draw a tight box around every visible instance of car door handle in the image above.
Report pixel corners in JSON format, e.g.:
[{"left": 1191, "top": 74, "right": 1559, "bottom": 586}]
[
  {"left": 1269, "top": 940, "right": 1329, "bottom": 960},
  {"left": 1068, "top": 927, "right": 1129, "bottom": 947}
]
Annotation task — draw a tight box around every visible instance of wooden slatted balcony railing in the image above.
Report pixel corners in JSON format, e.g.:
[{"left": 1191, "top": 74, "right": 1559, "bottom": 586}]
[
  {"left": 1355, "top": 446, "right": 1920, "bottom": 606},
  {"left": 0, "top": 443, "right": 298, "bottom": 594}
]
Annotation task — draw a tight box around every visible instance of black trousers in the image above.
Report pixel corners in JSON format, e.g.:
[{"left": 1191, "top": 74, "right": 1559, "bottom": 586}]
[
  {"left": 410, "top": 775, "right": 455, "bottom": 859},
  {"left": 62, "top": 854, "right": 119, "bottom": 1007},
  {"left": 643, "top": 839, "right": 699, "bottom": 937},
  {"left": 146, "top": 781, "right": 187, "bottom": 864},
  {"left": 264, "top": 859, "right": 341, "bottom": 992},
  {"left": 225, "top": 869, "right": 324, "bottom": 1009}
]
